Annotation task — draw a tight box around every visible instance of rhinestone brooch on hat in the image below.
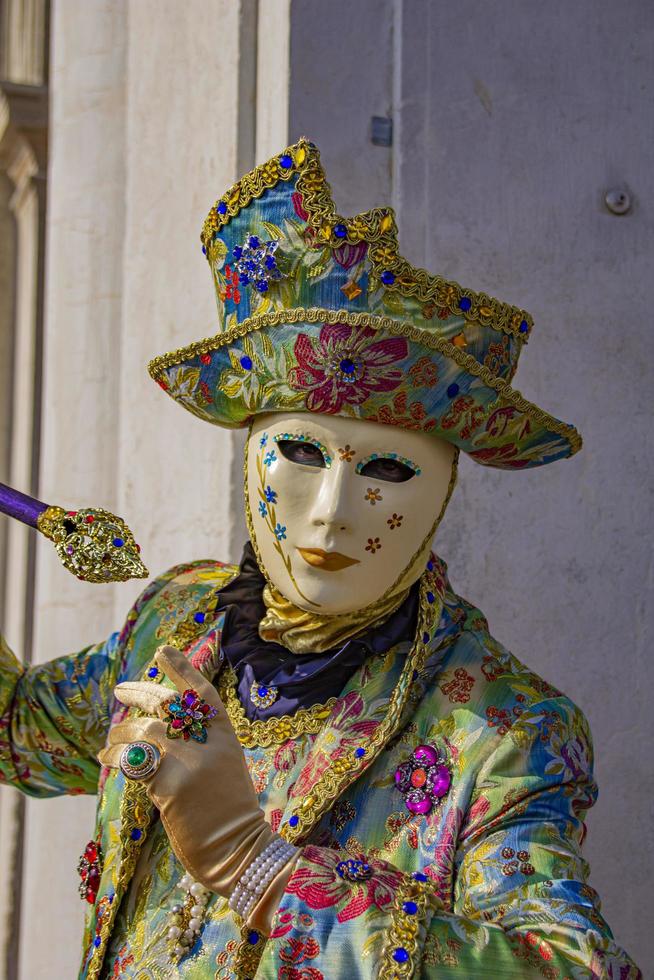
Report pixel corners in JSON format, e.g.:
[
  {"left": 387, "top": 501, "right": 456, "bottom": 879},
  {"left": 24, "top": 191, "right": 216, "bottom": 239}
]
[
  {"left": 249, "top": 680, "right": 279, "bottom": 709},
  {"left": 231, "top": 236, "right": 285, "bottom": 294}
]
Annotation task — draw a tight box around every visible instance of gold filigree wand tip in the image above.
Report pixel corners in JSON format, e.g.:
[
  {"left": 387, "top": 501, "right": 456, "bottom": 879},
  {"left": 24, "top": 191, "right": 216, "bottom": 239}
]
[
  {"left": 0, "top": 483, "right": 148, "bottom": 583},
  {"left": 36, "top": 506, "right": 149, "bottom": 583}
]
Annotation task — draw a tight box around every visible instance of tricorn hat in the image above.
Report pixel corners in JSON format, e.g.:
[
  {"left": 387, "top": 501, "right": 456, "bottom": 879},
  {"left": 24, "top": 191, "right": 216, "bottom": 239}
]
[{"left": 149, "top": 138, "right": 580, "bottom": 469}]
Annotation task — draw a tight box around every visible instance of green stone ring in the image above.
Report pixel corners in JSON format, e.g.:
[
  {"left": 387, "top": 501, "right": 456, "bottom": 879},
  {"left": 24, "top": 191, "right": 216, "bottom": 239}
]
[{"left": 119, "top": 741, "right": 160, "bottom": 781}]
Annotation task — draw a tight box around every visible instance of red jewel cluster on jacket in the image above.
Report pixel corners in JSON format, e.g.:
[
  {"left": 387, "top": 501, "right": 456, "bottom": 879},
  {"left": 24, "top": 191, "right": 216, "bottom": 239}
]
[
  {"left": 163, "top": 688, "right": 218, "bottom": 743},
  {"left": 77, "top": 838, "right": 102, "bottom": 904},
  {"left": 394, "top": 744, "right": 451, "bottom": 814}
]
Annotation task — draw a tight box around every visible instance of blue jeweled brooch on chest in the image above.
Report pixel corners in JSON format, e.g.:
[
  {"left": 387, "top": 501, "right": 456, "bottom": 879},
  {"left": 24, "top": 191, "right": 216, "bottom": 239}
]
[{"left": 249, "top": 680, "right": 279, "bottom": 709}]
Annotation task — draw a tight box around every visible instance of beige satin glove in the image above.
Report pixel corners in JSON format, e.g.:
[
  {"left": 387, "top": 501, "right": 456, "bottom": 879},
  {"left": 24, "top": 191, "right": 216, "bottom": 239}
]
[{"left": 98, "top": 645, "right": 298, "bottom": 930}]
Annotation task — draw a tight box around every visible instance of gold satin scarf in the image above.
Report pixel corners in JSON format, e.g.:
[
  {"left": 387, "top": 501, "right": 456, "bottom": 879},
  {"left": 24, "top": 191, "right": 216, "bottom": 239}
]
[
  {"left": 258, "top": 581, "right": 411, "bottom": 653},
  {"left": 257, "top": 450, "right": 459, "bottom": 654}
]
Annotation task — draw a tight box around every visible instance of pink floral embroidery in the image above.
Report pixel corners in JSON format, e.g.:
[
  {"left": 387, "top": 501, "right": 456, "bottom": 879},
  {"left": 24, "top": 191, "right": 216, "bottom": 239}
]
[
  {"left": 291, "top": 692, "right": 379, "bottom": 799},
  {"left": 277, "top": 932, "right": 324, "bottom": 980},
  {"left": 425, "top": 806, "right": 462, "bottom": 906},
  {"left": 285, "top": 846, "right": 402, "bottom": 923},
  {"left": 270, "top": 808, "right": 283, "bottom": 833},
  {"left": 332, "top": 241, "right": 367, "bottom": 270},
  {"left": 288, "top": 323, "right": 408, "bottom": 414},
  {"left": 274, "top": 739, "right": 299, "bottom": 774},
  {"left": 468, "top": 444, "right": 530, "bottom": 468},
  {"left": 189, "top": 628, "right": 220, "bottom": 672},
  {"left": 292, "top": 192, "right": 309, "bottom": 222}
]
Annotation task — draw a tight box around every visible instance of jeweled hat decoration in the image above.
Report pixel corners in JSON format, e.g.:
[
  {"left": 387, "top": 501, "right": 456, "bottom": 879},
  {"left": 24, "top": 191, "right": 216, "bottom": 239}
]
[{"left": 149, "top": 137, "right": 581, "bottom": 470}]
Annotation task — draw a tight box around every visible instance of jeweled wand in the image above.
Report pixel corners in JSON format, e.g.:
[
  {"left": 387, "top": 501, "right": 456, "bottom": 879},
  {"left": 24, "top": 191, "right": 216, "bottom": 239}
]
[{"left": 0, "top": 482, "right": 148, "bottom": 583}]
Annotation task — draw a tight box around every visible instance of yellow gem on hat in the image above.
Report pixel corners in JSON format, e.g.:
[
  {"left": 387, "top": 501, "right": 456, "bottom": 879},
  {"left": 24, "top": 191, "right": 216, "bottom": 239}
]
[
  {"left": 380, "top": 214, "right": 393, "bottom": 232},
  {"left": 452, "top": 333, "right": 468, "bottom": 348},
  {"left": 341, "top": 281, "right": 362, "bottom": 301},
  {"left": 479, "top": 305, "right": 493, "bottom": 318},
  {"left": 295, "top": 146, "right": 306, "bottom": 164}
]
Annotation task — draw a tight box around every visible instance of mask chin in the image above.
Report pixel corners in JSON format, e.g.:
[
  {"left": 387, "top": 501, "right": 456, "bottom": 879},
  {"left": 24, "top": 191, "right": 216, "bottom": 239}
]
[{"left": 244, "top": 411, "right": 458, "bottom": 616}]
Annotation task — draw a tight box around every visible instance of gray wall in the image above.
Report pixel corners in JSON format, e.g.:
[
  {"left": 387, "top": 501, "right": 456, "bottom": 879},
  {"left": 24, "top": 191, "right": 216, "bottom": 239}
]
[{"left": 289, "top": 0, "right": 653, "bottom": 967}]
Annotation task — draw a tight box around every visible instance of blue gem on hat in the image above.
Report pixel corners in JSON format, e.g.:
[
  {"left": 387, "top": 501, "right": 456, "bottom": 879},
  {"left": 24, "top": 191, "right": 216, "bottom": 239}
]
[
  {"left": 381, "top": 269, "right": 395, "bottom": 285},
  {"left": 446, "top": 383, "right": 460, "bottom": 398},
  {"left": 519, "top": 319, "right": 529, "bottom": 334},
  {"left": 240, "top": 355, "right": 253, "bottom": 370},
  {"left": 279, "top": 153, "right": 293, "bottom": 169},
  {"left": 231, "top": 237, "right": 285, "bottom": 295},
  {"left": 334, "top": 223, "right": 347, "bottom": 238},
  {"left": 458, "top": 296, "right": 472, "bottom": 311},
  {"left": 250, "top": 680, "right": 279, "bottom": 709},
  {"left": 216, "top": 201, "right": 227, "bottom": 215}
]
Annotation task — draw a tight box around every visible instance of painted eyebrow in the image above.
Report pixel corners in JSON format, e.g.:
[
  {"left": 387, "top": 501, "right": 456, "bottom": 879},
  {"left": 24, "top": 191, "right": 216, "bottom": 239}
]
[
  {"left": 273, "top": 431, "right": 333, "bottom": 468},
  {"left": 355, "top": 452, "right": 422, "bottom": 476}
]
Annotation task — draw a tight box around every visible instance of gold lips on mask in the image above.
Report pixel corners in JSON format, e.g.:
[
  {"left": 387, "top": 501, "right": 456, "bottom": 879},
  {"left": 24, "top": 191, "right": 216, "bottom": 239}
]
[{"left": 297, "top": 548, "right": 360, "bottom": 571}]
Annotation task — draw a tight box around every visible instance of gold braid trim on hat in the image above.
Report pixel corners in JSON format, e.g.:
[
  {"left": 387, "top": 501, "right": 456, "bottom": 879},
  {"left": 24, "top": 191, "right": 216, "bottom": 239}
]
[
  {"left": 199, "top": 137, "right": 533, "bottom": 343},
  {"left": 148, "top": 307, "right": 582, "bottom": 456}
]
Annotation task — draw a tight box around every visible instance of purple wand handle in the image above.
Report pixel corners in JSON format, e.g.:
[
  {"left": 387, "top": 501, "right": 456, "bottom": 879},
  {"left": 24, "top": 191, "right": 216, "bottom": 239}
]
[{"left": 0, "top": 482, "right": 49, "bottom": 528}]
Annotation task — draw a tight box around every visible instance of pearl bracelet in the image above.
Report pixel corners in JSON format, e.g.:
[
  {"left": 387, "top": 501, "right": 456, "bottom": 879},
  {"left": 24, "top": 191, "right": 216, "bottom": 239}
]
[{"left": 228, "top": 835, "right": 297, "bottom": 919}]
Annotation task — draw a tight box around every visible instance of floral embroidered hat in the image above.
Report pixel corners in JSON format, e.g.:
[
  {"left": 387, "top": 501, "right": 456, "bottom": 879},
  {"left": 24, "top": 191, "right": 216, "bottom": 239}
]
[{"left": 148, "top": 138, "right": 581, "bottom": 469}]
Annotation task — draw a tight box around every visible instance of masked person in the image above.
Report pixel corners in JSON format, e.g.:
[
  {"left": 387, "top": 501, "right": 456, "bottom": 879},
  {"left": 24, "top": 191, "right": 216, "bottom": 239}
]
[{"left": 0, "top": 139, "right": 640, "bottom": 979}]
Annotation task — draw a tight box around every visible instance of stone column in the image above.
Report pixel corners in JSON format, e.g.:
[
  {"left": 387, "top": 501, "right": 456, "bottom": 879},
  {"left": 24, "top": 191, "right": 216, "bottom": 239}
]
[{"left": 0, "top": 77, "right": 47, "bottom": 980}]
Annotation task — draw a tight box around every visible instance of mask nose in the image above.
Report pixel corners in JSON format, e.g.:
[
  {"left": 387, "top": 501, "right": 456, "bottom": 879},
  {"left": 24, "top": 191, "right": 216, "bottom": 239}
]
[{"left": 309, "top": 463, "right": 352, "bottom": 533}]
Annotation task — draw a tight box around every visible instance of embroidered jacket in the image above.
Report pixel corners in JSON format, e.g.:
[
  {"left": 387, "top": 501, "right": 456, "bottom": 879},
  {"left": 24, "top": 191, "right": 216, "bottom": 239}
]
[{"left": 0, "top": 559, "right": 640, "bottom": 978}]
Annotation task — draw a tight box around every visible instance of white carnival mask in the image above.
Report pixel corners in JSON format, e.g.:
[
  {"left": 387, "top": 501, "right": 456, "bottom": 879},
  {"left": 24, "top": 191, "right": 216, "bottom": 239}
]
[{"left": 245, "top": 412, "right": 456, "bottom": 614}]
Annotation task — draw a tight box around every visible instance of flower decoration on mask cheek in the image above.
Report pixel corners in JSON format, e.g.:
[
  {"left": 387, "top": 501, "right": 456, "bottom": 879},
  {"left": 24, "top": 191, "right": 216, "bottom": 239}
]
[
  {"left": 288, "top": 322, "right": 408, "bottom": 414},
  {"left": 364, "top": 488, "right": 383, "bottom": 505}
]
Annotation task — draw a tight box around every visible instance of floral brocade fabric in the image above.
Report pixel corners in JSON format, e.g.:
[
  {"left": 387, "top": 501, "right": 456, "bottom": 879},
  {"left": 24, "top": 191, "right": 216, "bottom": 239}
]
[{"left": 0, "top": 559, "right": 641, "bottom": 979}]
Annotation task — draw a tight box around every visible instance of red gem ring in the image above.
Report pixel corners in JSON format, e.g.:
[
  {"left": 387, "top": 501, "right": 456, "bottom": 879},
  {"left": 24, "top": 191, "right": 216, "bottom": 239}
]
[
  {"left": 119, "top": 741, "right": 161, "bottom": 781},
  {"left": 163, "top": 688, "right": 219, "bottom": 743}
]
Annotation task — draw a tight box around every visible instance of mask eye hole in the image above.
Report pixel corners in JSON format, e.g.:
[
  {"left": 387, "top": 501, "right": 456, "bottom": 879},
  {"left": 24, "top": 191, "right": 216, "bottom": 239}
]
[
  {"left": 277, "top": 439, "right": 327, "bottom": 469},
  {"left": 356, "top": 453, "right": 421, "bottom": 483}
]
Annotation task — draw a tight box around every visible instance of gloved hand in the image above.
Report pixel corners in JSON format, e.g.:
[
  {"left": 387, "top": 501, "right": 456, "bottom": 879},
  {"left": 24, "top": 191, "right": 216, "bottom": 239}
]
[{"left": 98, "top": 644, "right": 298, "bottom": 930}]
